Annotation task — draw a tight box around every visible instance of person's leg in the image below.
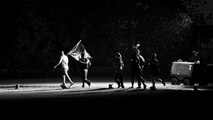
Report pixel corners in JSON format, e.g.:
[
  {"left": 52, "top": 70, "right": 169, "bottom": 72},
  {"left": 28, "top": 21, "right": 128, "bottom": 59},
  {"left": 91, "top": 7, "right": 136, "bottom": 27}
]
[
  {"left": 119, "top": 72, "right": 124, "bottom": 88},
  {"left": 150, "top": 76, "right": 157, "bottom": 90},
  {"left": 61, "top": 69, "right": 66, "bottom": 85},
  {"left": 82, "top": 77, "right": 85, "bottom": 88},
  {"left": 151, "top": 76, "right": 156, "bottom": 87},
  {"left": 140, "top": 68, "right": 146, "bottom": 87},
  {"left": 115, "top": 79, "right": 121, "bottom": 88},
  {"left": 136, "top": 72, "right": 141, "bottom": 88},
  {"left": 136, "top": 75, "right": 146, "bottom": 89},
  {"left": 115, "top": 72, "right": 121, "bottom": 88},
  {"left": 65, "top": 69, "right": 73, "bottom": 83},
  {"left": 84, "top": 69, "right": 91, "bottom": 87},
  {"left": 64, "top": 70, "right": 74, "bottom": 88},
  {"left": 140, "top": 76, "right": 146, "bottom": 89},
  {"left": 137, "top": 78, "right": 141, "bottom": 88},
  {"left": 79, "top": 69, "right": 85, "bottom": 87},
  {"left": 156, "top": 76, "right": 165, "bottom": 86},
  {"left": 130, "top": 71, "right": 135, "bottom": 88},
  {"left": 60, "top": 74, "right": 66, "bottom": 89},
  {"left": 63, "top": 75, "right": 66, "bottom": 85},
  {"left": 136, "top": 69, "right": 146, "bottom": 88}
]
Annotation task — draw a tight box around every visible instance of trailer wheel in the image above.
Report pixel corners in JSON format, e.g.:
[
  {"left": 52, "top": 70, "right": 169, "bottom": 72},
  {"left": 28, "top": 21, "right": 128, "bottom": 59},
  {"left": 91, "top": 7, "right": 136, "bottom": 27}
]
[
  {"left": 171, "top": 78, "right": 178, "bottom": 85},
  {"left": 183, "top": 78, "right": 190, "bottom": 85}
]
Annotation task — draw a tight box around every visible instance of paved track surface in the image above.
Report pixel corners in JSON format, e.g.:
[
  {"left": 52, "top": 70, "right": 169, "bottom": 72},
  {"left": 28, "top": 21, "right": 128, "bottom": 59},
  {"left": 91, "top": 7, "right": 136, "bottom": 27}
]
[{"left": 0, "top": 78, "right": 212, "bottom": 119}]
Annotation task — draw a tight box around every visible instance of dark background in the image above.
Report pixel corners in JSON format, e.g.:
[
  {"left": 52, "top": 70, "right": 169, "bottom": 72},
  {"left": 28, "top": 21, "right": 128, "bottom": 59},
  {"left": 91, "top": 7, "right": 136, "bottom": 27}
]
[
  {"left": 0, "top": 1, "right": 213, "bottom": 118},
  {"left": 0, "top": 0, "right": 212, "bottom": 79}
]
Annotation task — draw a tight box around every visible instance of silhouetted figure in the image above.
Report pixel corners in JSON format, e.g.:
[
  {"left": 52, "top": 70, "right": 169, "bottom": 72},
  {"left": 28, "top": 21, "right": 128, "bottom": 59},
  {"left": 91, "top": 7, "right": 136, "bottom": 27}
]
[
  {"left": 78, "top": 52, "right": 91, "bottom": 87},
  {"left": 149, "top": 53, "right": 165, "bottom": 90},
  {"left": 188, "top": 51, "right": 202, "bottom": 85},
  {"left": 189, "top": 51, "right": 200, "bottom": 63},
  {"left": 113, "top": 52, "right": 125, "bottom": 88},
  {"left": 54, "top": 51, "right": 74, "bottom": 89},
  {"left": 130, "top": 49, "right": 147, "bottom": 89}
]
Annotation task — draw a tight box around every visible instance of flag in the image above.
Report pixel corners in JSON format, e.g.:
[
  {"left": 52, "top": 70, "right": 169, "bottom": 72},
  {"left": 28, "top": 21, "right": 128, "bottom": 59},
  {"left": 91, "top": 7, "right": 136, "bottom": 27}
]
[{"left": 67, "top": 40, "right": 92, "bottom": 61}]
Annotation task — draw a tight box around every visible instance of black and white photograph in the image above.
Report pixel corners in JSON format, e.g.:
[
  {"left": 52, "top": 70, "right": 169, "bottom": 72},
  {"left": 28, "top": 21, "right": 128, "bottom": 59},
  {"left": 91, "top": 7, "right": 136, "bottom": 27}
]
[{"left": 0, "top": 0, "right": 213, "bottom": 119}]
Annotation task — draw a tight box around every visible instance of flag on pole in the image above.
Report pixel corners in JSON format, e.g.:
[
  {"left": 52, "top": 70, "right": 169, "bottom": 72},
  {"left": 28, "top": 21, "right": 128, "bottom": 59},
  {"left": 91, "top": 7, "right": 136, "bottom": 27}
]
[{"left": 67, "top": 40, "right": 92, "bottom": 61}]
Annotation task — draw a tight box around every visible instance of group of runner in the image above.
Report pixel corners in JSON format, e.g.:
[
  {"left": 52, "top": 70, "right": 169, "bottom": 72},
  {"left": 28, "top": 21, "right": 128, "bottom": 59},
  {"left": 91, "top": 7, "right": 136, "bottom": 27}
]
[{"left": 54, "top": 42, "right": 166, "bottom": 90}]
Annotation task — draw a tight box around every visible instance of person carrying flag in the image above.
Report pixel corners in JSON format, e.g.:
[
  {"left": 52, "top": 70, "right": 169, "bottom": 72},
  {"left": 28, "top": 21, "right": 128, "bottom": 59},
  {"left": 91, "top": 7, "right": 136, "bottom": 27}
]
[
  {"left": 68, "top": 40, "right": 92, "bottom": 87},
  {"left": 78, "top": 52, "right": 92, "bottom": 87},
  {"left": 54, "top": 51, "right": 74, "bottom": 89}
]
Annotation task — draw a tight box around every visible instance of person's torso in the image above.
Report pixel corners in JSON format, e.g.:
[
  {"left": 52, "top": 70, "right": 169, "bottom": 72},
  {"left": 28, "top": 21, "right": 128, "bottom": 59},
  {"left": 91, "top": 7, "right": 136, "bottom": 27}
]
[
  {"left": 150, "top": 58, "right": 160, "bottom": 73},
  {"left": 79, "top": 58, "right": 90, "bottom": 69},
  {"left": 132, "top": 54, "right": 144, "bottom": 67},
  {"left": 114, "top": 57, "right": 124, "bottom": 71},
  {"left": 61, "top": 55, "right": 69, "bottom": 68}
]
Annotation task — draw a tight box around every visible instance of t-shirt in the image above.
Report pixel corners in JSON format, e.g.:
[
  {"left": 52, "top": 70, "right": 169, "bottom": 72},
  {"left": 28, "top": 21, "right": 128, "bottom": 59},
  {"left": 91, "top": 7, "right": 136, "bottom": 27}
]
[
  {"left": 131, "top": 52, "right": 145, "bottom": 71},
  {"left": 79, "top": 58, "right": 91, "bottom": 69},
  {"left": 113, "top": 57, "right": 124, "bottom": 72},
  {"left": 150, "top": 58, "right": 160, "bottom": 75}
]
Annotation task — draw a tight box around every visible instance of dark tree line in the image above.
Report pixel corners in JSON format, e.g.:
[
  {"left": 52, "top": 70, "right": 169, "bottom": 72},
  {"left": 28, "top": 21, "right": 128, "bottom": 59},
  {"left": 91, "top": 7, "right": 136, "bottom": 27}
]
[{"left": 0, "top": 0, "right": 211, "bottom": 78}]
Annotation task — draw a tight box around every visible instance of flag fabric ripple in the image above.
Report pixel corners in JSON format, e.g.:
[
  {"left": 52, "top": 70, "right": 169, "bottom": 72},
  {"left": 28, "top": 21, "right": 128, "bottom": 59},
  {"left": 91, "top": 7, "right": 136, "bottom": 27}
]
[{"left": 68, "top": 40, "right": 92, "bottom": 61}]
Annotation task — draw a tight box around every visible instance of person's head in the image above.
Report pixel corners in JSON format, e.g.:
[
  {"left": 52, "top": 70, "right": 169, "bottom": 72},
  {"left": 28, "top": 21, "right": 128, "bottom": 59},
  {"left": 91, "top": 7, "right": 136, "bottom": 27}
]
[
  {"left": 115, "top": 52, "right": 121, "bottom": 58},
  {"left": 61, "top": 51, "right": 65, "bottom": 56},
  {"left": 152, "top": 53, "right": 157, "bottom": 59},
  {"left": 132, "top": 43, "right": 140, "bottom": 49},
  {"left": 136, "top": 43, "right": 140, "bottom": 48},
  {"left": 192, "top": 51, "right": 199, "bottom": 56}
]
